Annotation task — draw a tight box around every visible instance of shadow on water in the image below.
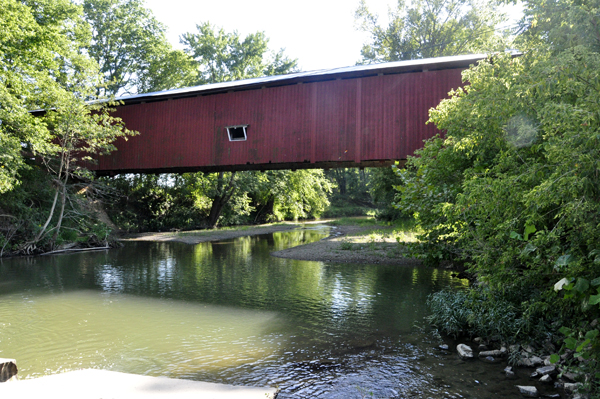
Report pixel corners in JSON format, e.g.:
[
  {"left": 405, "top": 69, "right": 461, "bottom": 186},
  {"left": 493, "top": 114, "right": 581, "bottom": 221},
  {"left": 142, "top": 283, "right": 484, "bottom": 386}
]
[{"left": 0, "top": 225, "right": 531, "bottom": 398}]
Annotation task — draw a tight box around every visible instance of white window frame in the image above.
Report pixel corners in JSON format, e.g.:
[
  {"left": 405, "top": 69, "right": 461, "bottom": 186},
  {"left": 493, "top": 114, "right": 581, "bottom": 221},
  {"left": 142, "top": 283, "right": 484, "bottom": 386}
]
[{"left": 226, "top": 125, "right": 248, "bottom": 141}]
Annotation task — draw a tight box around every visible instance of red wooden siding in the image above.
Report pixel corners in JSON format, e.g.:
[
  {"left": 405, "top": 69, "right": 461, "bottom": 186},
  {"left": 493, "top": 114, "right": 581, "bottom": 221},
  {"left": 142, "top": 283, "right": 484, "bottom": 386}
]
[{"left": 94, "top": 67, "right": 464, "bottom": 175}]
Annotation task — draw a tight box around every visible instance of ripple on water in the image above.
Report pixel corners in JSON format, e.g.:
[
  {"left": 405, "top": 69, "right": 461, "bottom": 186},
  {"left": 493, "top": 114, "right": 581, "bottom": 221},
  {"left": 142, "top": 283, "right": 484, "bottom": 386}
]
[{"left": 0, "top": 230, "right": 526, "bottom": 398}]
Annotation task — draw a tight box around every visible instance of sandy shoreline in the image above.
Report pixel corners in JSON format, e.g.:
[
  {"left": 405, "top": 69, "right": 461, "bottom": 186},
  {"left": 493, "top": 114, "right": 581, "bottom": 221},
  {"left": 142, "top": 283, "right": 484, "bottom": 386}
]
[
  {"left": 120, "top": 223, "right": 301, "bottom": 244},
  {"left": 122, "top": 222, "right": 421, "bottom": 266}
]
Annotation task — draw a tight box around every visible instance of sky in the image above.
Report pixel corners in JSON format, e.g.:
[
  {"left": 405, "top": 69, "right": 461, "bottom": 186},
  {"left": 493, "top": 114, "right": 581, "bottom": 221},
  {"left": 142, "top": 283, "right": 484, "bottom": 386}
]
[{"left": 144, "top": 0, "right": 522, "bottom": 72}]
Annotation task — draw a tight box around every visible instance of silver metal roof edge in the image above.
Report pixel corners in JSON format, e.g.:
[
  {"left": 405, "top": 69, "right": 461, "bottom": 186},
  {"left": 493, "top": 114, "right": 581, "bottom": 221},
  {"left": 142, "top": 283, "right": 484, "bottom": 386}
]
[{"left": 114, "top": 53, "right": 491, "bottom": 103}]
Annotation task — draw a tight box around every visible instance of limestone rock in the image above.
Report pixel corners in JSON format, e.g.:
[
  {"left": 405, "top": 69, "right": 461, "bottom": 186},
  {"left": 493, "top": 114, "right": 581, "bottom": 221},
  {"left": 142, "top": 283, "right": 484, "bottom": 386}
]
[
  {"left": 0, "top": 359, "right": 18, "bottom": 382},
  {"left": 457, "top": 344, "right": 474, "bottom": 359},
  {"left": 535, "top": 365, "right": 556, "bottom": 376},
  {"left": 439, "top": 344, "right": 449, "bottom": 350},
  {"left": 530, "top": 356, "right": 544, "bottom": 366},
  {"left": 562, "top": 371, "right": 579, "bottom": 382},
  {"left": 518, "top": 357, "right": 535, "bottom": 367},
  {"left": 563, "top": 382, "right": 580, "bottom": 393},
  {"left": 516, "top": 385, "right": 539, "bottom": 397},
  {"left": 543, "top": 394, "right": 561, "bottom": 399},
  {"left": 479, "top": 348, "right": 507, "bottom": 358},
  {"left": 540, "top": 375, "right": 552, "bottom": 384},
  {"left": 504, "top": 366, "right": 517, "bottom": 379}
]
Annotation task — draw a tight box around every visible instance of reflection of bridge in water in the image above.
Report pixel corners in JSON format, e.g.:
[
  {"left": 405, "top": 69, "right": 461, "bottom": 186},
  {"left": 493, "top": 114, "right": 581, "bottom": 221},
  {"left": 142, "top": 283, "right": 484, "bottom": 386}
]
[{"left": 92, "top": 54, "right": 485, "bottom": 176}]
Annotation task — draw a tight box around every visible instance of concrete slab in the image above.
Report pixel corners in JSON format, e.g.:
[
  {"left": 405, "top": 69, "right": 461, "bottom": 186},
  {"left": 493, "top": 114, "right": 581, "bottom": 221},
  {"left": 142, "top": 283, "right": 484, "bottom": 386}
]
[{"left": 0, "top": 369, "right": 277, "bottom": 399}]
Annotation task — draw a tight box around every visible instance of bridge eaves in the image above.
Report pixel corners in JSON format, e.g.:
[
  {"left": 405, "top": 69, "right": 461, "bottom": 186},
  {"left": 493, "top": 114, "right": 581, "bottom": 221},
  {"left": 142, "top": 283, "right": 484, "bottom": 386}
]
[{"left": 115, "top": 53, "right": 488, "bottom": 105}]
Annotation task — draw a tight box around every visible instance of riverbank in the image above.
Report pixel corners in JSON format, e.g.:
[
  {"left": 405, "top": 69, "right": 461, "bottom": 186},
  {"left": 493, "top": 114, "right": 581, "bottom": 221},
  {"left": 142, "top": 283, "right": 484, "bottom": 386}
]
[
  {"left": 120, "top": 222, "right": 301, "bottom": 244},
  {"left": 271, "top": 223, "right": 421, "bottom": 265},
  {"left": 122, "top": 218, "right": 422, "bottom": 266}
]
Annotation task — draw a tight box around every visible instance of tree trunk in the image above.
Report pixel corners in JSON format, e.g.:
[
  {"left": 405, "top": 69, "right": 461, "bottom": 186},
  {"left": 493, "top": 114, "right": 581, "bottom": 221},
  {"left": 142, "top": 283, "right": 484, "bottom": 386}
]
[
  {"left": 207, "top": 172, "right": 236, "bottom": 229},
  {"left": 51, "top": 156, "right": 71, "bottom": 247},
  {"left": 254, "top": 197, "right": 275, "bottom": 224}
]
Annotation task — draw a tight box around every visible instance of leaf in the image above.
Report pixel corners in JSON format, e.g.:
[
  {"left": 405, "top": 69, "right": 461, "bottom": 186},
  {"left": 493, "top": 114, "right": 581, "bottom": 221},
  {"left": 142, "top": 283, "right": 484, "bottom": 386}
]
[
  {"left": 554, "top": 254, "right": 572, "bottom": 270},
  {"left": 590, "top": 249, "right": 600, "bottom": 264},
  {"left": 549, "top": 354, "right": 560, "bottom": 364},
  {"left": 576, "top": 338, "right": 590, "bottom": 352},
  {"left": 521, "top": 242, "right": 537, "bottom": 256},
  {"left": 510, "top": 231, "right": 523, "bottom": 241},
  {"left": 524, "top": 223, "right": 536, "bottom": 241},
  {"left": 591, "top": 277, "right": 600, "bottom": 287},
  {"left": 574, "top": 278, "right": 590, "bottom": 293},
  {"left": 564, "top": 336, "right": 578, "bottom": 350},
  {"left": 584, "top": 330, "right": 599, "bottom": 340},
  {"left": 559, "top": 326, "right": 572, "bottom": 336},
  {"left": 590, "top": 294, "right": 600, "bottom": 305},
  {"left": 554, "top": 278, "right": 571, "bottom": 292}
]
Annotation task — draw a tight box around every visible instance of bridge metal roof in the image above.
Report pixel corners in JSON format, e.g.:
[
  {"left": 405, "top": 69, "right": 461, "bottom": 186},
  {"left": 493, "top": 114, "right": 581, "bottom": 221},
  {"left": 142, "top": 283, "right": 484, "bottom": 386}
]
[{"left": 115, "top": 53, "right": 488, "bottom": 105}]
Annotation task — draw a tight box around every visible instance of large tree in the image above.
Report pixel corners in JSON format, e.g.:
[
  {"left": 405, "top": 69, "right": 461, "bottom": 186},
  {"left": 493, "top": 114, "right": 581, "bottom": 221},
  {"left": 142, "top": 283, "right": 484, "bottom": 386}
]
[
  {"left": 0, "top": 0, "right": 135, "bottom": 254},
  {"left": 355, "top": 0, "right": 507, "bottom": 63},
  {"left": 181, "top": 22, "right": 299, "bottom": 84},
  {"left": 517, "top": 0, "right": 600, "bottom": 53},
  {"left": 394, "top": 0, "right": 600, "bottom": 387},
  {"left": 82, "top": 0, "right": 197, "bottom": 95},
  {"left": 0, "top": 0, "right": 82, "bottom": 194}
]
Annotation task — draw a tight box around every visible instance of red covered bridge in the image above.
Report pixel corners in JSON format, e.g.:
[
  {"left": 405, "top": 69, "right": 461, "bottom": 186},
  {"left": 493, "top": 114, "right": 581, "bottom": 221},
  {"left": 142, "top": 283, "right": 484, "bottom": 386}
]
[{"left": 93, "top": 54, "right": 485, "bottom": 176}]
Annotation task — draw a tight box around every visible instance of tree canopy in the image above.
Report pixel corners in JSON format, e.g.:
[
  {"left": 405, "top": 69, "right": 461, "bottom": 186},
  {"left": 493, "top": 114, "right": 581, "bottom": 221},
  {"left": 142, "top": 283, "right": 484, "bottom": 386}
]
[
  {"left": 0, "top": 0, "right": 135, "bottom": 253},
  {"left": 355, "top": 0, "right": 507, "bottom": 62},
  {"left": 181, "top": 22, "right": 299, "bottom": 84},
  {"left": 394, "top": 0, "right": 600, "bottom": 388},
  {"left": 82, "top": 0, "right": 197, "bottom": 95}
]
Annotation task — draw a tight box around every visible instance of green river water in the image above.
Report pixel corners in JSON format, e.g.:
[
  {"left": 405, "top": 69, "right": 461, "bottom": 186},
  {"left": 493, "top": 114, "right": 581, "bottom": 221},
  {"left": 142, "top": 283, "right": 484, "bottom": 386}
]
[{"left": 0, "top": 225, "right": 541, "bottom": 398}]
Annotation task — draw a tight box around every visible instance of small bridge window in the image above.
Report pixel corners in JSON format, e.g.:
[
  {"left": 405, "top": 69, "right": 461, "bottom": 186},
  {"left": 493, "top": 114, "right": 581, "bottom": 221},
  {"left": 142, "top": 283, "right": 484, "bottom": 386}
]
[{"left": 226, "top": 125, "right": 248, "bottom": 141}]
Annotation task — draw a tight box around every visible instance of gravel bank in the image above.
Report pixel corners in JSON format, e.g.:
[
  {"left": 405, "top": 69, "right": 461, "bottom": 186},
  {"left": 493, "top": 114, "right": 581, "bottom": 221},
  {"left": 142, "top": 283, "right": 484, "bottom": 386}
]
[{"left": 271, "top": 225, "right": 422, "bottom": 266}]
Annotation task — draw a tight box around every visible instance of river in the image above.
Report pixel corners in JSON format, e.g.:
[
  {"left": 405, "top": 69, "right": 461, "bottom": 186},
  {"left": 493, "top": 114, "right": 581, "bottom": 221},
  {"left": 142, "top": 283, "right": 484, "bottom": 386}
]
[{"left": 0, "top": 225, "right": 530, "bottom": 398}]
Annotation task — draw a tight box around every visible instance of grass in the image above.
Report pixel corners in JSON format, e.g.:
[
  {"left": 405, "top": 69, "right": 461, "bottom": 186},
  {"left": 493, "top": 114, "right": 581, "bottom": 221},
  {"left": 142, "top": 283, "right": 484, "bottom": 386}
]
[
  {"left": 176, "top": 222, "right": 292, "bottom": 235},
  {"left": 329, "top": 217, "right": 421, "bottom": 244},
  {"left": 331, "top": 217, "right": 422, "bottom": 259},
  {"left": 326, "top": 216, "right": 380, "bottom": 227},
  {"left": 126, "top": 222, "right": 295, "bottom": 238}
]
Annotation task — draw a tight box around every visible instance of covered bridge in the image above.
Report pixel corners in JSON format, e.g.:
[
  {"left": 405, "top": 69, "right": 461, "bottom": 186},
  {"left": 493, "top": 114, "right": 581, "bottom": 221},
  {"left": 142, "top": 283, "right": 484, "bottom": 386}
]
[{"left": 93, "top": 54, "right": 486, "bottom": 176}]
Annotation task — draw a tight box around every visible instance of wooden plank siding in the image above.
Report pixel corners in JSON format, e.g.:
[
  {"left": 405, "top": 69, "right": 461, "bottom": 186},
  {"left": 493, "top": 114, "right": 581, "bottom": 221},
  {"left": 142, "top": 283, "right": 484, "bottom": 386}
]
[{"left": 94, "top": 67, "right": 464, "bottom": 175}]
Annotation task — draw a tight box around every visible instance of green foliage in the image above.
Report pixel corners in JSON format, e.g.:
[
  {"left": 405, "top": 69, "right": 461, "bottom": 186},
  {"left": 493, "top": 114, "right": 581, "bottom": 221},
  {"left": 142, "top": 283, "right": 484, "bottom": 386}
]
[
  {"left": 82, "top": 0, "right": 197, "bottom": 95},
  {"left": 324, "top": 168, "right": 376, "bottom": 217},
  {"left": 369, "top": 165, "right": 407, "bottom": 221},
  {"left": 340, "top": 240, "right": 355, "bottom": 251},
  {"left": 355, "top": 0, "right": 507, "bottom": 63},
  {"left": 0, "top": 0, "right": 84, "bottom": 193},
  {"left": 181, "top": 22, "right": 298, "bottom": 85},
  {"left": 102, "top": 170, "right": 334, "bottom": 232},
  {"left": 327, "top": 217, "right": 379, "bottom": 227},
  {"left": 427, "top": 289, "right": 527, "bottom": 341},
  {"left": 518, "top": 0, "right": 600, "bottom": 53},
  {"left": 406, "top": 42, "right": 600, "bottom": 392},
  {"left": 0, "top": 0, "right": 134, "bottom": 253}
]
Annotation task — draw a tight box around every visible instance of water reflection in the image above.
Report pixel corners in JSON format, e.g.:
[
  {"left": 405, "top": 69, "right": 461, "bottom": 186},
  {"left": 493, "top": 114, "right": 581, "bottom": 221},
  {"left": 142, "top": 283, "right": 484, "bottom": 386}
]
[{"left": 0, "top": 226, "right": 502, "bottom": 398}]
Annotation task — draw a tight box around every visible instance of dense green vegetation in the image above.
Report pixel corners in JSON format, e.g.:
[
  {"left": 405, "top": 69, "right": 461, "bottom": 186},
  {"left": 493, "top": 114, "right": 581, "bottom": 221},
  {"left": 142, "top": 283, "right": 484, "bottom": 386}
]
[
  {"left": 101, "top": 170, "right": 333, "bottom": 232},
  {"left": 6, "top": 0, "right": 598, "bottom": 391},
  {"left": 0, "top": 0, "right": 135, "bottom": 255},
  {"left": 0, "top": 0, "right": 306, "bottom": 252},
  {"left": 389, "top": 0, "right": 600, "bottom": 392}
]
